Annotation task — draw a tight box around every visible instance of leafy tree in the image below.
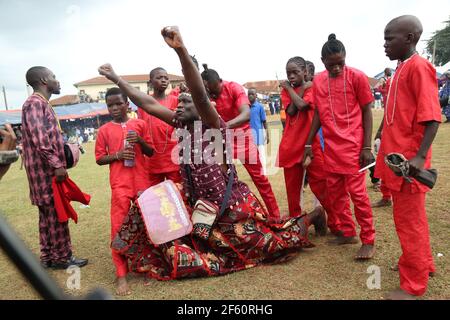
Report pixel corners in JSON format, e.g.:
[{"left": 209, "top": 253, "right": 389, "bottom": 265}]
[{"left": 426, "top": 17, "right": 450, "bottom": 66}]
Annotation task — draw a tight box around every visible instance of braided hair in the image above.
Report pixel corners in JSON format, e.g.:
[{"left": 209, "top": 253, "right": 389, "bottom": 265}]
[
  {"left": 306, "top": 61, "right": 315, "bottom": 74},
  {"left": 286, "top": 56, "right": 306, "bottom": 69},
  {"left": 321, "top": 33, "right": 346, "bottom": 58},
  {"left": 201, "top": 64, "right": 221, "bottom": 83}
]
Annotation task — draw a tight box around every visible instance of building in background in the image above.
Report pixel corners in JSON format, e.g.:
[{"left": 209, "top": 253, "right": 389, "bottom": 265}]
[{"left": 73, "top": 73, "right": 185, "bottom": 103}]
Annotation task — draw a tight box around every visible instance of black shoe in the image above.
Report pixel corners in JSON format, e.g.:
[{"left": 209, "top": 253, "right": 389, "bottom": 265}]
[
  {"left": 52, "top": 256, "right": 89, "bottom": 270},
  {"left": 40, "top": 260, "right": 52, "bottom": 269}
]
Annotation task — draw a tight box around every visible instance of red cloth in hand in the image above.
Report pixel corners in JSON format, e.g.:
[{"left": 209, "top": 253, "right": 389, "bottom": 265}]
[{"left": 52, "top": 177, "right": 91, "bottom": 223}]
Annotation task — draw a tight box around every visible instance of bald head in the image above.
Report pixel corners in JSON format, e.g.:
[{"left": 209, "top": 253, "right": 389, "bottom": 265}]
[{"left": 386, "top": 15, "right": 423, "bottom": 44}]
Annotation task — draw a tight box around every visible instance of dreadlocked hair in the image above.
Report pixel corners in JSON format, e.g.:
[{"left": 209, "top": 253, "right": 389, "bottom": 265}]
[
  {"left": 321, "top": 33, "right": 346, "bottom": 58},
  {"left": 201, "top": 63, "right": 221, "bottom": 83},
  {"left": 286, "top": 56, "right": 306, "bottom": 69}
]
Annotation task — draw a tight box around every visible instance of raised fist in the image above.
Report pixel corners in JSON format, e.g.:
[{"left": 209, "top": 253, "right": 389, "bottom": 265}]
[
  {"left": 98, "top": 63, "right": 118, "bottom": 82},
  {"left": 161, "top": 26, "right": 184, "bottom": 49}
]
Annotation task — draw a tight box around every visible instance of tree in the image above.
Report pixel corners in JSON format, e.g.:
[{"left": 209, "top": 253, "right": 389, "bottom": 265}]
[{"left": 426, "top": 17, "right": 450, "bottom": 66}]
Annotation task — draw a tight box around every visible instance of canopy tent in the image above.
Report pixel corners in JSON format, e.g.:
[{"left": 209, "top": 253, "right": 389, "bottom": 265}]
[
  {"left": 0, "top": 110, "right": 22, "bottom": 125},
  {"left": 374, "top": 64, "right": 448, "bottom": 80},
  {"left": 0, "top": 101, "right": 137, "bottom": 125}
]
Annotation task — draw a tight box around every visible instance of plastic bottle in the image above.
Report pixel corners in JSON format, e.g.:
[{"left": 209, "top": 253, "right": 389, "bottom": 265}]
[{"left": 124, "top": 130, "right": 135, "bottom": 167}]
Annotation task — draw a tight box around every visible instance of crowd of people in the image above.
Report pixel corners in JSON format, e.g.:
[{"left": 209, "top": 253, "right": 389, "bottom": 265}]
[{"left": 0, "top": 14, "right": 443, "bottom": 300}]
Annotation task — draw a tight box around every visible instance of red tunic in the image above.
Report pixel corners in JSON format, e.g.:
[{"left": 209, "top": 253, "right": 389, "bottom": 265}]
[
  {"left": 312, "top": 66, "right": 374, "bottom": 174},
  {"left": 95, "top": 119, "right": 151, "bottom": 194},
  {"left": 374, "top": 54, "right": 442, "bottom": 193},
  {"left": 138, "top": 95, "right": 179, "bottom": 174},
  {"left": 277, "top": 87, "right": 318, "bottom": 168},
  {"left": 210, "top": 81, "right": 251, "bottom": 130},
  {"left": 379, "top": 77, "right": 391, "bottom": 103}
]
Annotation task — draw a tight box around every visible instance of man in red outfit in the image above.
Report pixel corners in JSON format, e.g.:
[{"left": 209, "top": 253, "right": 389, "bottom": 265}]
[
  {"left": 375, "top": 15, "right": 441, "bottom": 300},
  {"left": 304, "top": 34, "right": 376, "bottom": 260},
  {"left": 96, "top": 87, "right": 153, "bottom": 296},
  {"left": 277, "top": 56, "right": 329, "bottom": 226},
  {"left": 138, "top": 67, "right": 181, "bottom": 186},
  {"left": 201, "top": 67, "right": 281, "bottom": 218}
]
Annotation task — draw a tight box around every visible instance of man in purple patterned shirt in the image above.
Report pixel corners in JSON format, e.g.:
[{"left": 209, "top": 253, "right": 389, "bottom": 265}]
[{"left": 21, "top": 66, "right": 88, "bottom": 269}]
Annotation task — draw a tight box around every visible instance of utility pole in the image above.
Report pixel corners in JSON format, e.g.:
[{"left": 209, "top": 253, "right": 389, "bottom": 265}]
[
  {"left": 2, "top": 86, "right": 8, "bottom": 111},
  {"left": 432, "top": 40, "right": 437, "bottom": 65}
]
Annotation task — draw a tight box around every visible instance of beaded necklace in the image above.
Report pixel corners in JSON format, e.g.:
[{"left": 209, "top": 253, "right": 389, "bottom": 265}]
[
  {"left": 327, "top": 67, "right": 349, "bottom": 133},
  {"left": 384, "top": 53, "right": 417, "bottom": 126},
  {"left": 33, "top": 92, "right": 62, "bottom": 132},
  {"left": 149, "top": 95, "right": 170, "bottom": 154},
  {"left": 148, "top": 115, "right": 170, "bottom": 154}
]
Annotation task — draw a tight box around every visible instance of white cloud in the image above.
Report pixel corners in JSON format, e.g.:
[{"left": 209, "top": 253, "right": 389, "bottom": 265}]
[{"left": 1, "top": 0, "right": 449, "bottom": 110}]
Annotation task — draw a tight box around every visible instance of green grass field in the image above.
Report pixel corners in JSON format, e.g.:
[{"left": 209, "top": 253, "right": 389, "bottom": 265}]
[{"left": 0, "top": 111, "right": 449, "bottom": 300}]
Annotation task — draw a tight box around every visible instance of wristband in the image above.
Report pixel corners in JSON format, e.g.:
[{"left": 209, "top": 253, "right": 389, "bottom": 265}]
[
  {"left": 115, "top": 77, "right": 122, "bottom": 86},
  {"left": 305, "top": 145, "right": 312, "bottom": 148},
  {"left": 362, "top": 147, "right": 372, "bottom": 150},
  {"left": 0, "top": 150, "right": 19, "bottom": 165}
]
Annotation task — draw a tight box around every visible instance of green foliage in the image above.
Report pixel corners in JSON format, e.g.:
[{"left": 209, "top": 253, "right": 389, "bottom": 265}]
[{"left": 426, "top": 17, "right": 450, "bottom": 66}]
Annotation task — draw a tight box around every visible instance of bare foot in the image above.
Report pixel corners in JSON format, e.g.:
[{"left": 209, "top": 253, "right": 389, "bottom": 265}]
[
  {"left": 308, "top": 206, "right": 327, "bottom": 236},
  {"left": 390, "top": 264, "right": 435, "bottom": 277},
  {"left": 371, "top": 198, "right": 392, "bottom": 208},
  {"left": 327, "top": 235, "right": 359, "bottom": 245},
  {"left": 383, "top": 288, "right": 416, "bottom": 300},
  {"left": 116, "top": 276, "right": 131, "bottom": 296},
  {"left": 329, "top": 230, "right": 344, "bottom": 237},
  {"left": 143, "top": 277, "right": 152, "bottom": 286},
  {"left": 355, "top": 244, "right": 375, "bottom": 260},
  {"left": 372, "top": 182, "right": 381, "bottom": 192}
]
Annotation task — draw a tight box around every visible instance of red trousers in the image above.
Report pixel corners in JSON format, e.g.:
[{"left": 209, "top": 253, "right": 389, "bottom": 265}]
[
  {"left": 283, "top": 145, "right": 331, "bottom": 218},
  {"left": 326, "top": 172, "right": 375, "bottom": 244},
  {"left": 149, "top": 170, "right": 182, "bottom": 187},
  {"left": 380, "top": 180, "right": 392, "bottom": 200},
  {"left": 233, "top": 131, "right": 280, "bottom": 217},
  {"left": 110, "top": 190, "right": 134, "bottom": 277},
  {"left": 391, "top": 183, "right": 435, "bottom": 296}
]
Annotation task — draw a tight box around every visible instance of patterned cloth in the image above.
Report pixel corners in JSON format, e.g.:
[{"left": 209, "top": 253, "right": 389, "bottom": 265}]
[
  {"left": 111, "top": 193, "right": 312, "bottom": 280},
  {"left": 176, "top": 118, "right": 251, "bottom": 209},
  {"left": 38, "top": 203, "right": 72, "bottom": 263},
  {"left": 21, "top": 94, "right": 66, "bottom": 206},
  {"left": 21, "top": 93, "right": 71, "bottom": 263}
]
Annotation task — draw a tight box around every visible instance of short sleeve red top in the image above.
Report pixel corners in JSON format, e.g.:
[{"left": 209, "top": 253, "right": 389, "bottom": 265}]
[
  {"left": 137, "top": 94, "right": 179, "bottom": 174},
  {"left": 374, "top": 55, "right": 442, "bottom": 193},
  {"left": 277, "top": 87, "right": 318, "bottom": 168},
  {"left": 210, "top": 81, "right": 251, "bottom": 131},
  {"left": 312, "top": 66, "right": 374, "bottom": 174},
  {"left": 95, "top": 119, "right": 151, "bottom": 194}
]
